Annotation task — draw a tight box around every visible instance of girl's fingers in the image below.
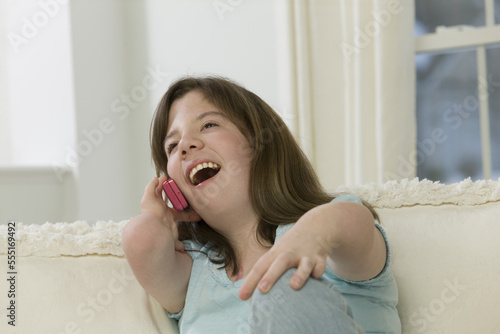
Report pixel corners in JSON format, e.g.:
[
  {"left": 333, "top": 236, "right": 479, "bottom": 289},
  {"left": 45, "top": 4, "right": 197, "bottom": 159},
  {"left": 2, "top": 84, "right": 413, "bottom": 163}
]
[
  {"left": 238, "top": 255, "right": 275, "bottom": 300},
  {"left": 141, "top": 177, "right": 160, "bottom": 205},
  {"left": 147, "top": 176, "right": 160, "bottom": 193},
  {"left": 289, "top": 257, "right": 316, "bottom": 290},
  {"left": 239, "top": 252, "right": 295, "bottom": 300},
  {"left": 155, "top": 175, "right": 168, "bottom": 198},
  {"left": 174, "top": 237, "right": 185, "bottom": 252},
  {"left": 256, "top": 254, "right": 294, "bottom": 293},
  {"left": 142, "top": 176, "right": 202, "bottom": 223},
  {"left": 239, "top": 253, "right": 327, "bottom": 301},
  {"left": 311, "top": 257, "right": 327, "bottom": 278}
]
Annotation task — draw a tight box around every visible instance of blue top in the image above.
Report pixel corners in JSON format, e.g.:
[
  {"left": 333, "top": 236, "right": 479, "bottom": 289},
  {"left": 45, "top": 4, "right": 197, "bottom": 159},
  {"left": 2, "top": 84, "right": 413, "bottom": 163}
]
[{"left": 168, "top": 195, "right": 401, "bottom": 333}]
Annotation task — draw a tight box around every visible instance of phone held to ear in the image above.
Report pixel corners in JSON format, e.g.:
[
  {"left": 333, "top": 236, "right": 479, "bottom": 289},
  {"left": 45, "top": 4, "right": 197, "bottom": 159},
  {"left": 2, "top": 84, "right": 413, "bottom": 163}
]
[{"left": 162, "top": 179, "right": 189, "bottom": 211}]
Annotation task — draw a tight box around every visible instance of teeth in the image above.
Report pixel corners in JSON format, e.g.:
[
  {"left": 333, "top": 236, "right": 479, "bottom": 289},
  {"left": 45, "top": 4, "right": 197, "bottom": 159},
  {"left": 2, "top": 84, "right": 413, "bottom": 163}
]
[{"left": 189, "top": 162, "right": 220, "bottom": 184}]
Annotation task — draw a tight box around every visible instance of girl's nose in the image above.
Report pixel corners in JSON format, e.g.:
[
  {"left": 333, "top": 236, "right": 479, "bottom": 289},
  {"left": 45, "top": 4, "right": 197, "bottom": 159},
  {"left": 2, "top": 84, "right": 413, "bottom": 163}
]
[{"left": 178, "top": 135, "right": 204, "bottom": 157}]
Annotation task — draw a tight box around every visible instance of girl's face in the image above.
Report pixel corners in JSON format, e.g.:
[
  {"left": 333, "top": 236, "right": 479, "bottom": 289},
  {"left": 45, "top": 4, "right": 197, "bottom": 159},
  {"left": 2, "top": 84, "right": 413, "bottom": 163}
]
[{"left": 165, "top": 90, "right": 254, "bottom": 219}]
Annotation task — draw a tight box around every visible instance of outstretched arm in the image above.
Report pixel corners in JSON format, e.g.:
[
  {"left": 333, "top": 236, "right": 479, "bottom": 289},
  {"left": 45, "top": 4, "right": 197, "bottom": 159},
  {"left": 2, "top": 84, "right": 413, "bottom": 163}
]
[{"left": 239, "top": 200, "right": 386, "bottom": 300}]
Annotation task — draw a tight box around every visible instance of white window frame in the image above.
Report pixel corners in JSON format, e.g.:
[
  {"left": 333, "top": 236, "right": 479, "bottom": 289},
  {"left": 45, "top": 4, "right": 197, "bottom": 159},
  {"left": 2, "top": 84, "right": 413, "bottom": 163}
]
[{"left": 415, "top": 0, "right": 500, "bottom": 179}]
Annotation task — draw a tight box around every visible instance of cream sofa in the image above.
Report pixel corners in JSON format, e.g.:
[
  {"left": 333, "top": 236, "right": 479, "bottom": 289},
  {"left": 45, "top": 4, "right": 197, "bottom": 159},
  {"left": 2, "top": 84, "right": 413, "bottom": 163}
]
[{"left": 1, "top": 178, "right": 499, "bottom": 334}]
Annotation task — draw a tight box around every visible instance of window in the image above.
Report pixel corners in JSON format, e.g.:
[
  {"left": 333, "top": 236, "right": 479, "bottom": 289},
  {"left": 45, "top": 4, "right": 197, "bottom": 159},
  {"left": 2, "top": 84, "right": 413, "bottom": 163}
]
[
  {"left": 1, "top": 1, "right": 75, "bottom": 167},
  {"left": 0, "top": 1, "right": 11, "bottom": 164},
  {"left": 415, "top": 0, "right": 500, "bottom": 182}
]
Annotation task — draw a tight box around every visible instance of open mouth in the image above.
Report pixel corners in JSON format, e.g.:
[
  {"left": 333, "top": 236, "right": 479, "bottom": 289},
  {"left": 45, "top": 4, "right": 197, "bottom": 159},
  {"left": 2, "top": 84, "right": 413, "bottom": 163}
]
[{"left": 189, "top": 162, "right": 221, "bottom": 186}]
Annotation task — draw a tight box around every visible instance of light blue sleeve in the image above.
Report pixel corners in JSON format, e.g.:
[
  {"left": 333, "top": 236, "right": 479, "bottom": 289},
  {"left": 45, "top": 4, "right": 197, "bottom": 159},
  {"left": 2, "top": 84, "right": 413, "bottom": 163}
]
[{"left": 331, "top": 193, "right": 363, "bottom": 205}]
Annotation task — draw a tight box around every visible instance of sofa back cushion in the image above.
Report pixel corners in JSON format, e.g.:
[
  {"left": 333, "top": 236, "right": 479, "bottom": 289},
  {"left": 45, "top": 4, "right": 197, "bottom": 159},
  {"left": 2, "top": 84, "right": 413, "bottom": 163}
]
[{"left": 380, "top": 201, "right": 500, "bottom": 334}]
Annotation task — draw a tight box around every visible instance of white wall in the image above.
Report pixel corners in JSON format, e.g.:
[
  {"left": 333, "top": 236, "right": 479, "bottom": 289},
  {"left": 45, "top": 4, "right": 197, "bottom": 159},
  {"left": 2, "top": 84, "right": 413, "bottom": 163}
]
[
  {"left": 68, "top": 0, "right": 138, "bottom": 223},
  {"left": 141, "top": 0, "right": 285, "bottom": 105}
]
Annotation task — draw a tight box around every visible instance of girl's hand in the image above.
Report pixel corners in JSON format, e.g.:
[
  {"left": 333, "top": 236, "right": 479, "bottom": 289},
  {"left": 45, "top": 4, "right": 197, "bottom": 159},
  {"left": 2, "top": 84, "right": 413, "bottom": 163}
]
[
  {"left": 140, "top": 176, "right": 201, "bottom": 250},
  {"left": 239, "top": 201, "right": 386, "bottom": 301},
  {"left": 238, "top": 206, "right": 331, "bottom": 301}
]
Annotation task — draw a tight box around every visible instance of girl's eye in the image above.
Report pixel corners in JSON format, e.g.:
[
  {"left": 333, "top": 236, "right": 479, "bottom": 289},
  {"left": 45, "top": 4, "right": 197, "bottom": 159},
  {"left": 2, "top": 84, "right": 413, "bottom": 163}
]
[
  {"left": 203, "top": 122, "right": 218, "bottom": 129},
  {"left": 167, "top": 143, "right": 177, "bottom": 154}
]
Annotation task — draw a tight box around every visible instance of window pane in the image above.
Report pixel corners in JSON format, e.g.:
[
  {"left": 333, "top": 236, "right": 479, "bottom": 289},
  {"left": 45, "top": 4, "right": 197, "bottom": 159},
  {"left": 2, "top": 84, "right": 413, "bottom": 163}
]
[
  {"left": 415, "top": 0, "right": 487, "bottom": 36},
  {"left": 3, "top": 1, "right": 76, "bottom": 167},
  {"left": 487, "top": 44, "right": 500, "bottom": 179},
  {"left": 497, "top": 0, "right": 500, "bottom": 24},
  {"left": 416, "top": 50, "right": 483, "bottom": 183}
]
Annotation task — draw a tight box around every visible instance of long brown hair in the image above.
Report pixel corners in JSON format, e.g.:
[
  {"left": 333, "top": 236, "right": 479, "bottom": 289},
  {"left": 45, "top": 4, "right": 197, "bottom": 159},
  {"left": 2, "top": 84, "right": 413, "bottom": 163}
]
[{"left": 150, "top": 76, "right": 378, "bottom": 275}]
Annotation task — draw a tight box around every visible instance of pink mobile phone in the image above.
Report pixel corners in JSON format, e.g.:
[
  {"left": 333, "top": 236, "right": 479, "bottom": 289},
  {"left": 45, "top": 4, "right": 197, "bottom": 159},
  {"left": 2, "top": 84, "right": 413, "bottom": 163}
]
[{"left": 162, "top": 179, "right": 189, "bottom": 211}]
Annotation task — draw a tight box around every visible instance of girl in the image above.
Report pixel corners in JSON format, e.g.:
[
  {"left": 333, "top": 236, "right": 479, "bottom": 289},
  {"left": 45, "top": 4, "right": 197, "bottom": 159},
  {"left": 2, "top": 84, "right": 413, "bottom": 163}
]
[{"left": 122, "top": 76, "right": 401, "bottom": 333}]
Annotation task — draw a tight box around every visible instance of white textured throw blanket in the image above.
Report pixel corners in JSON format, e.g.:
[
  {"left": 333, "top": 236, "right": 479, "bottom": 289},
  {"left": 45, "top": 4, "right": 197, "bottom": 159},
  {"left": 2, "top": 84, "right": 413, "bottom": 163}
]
[
  {"left": 337, "top": 177, "right": 500, "bottom": 208},
  {"left": 0, "top": 220, "right": 129, "bottom": 257}
]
